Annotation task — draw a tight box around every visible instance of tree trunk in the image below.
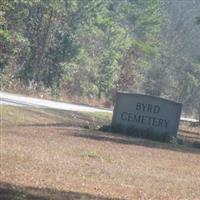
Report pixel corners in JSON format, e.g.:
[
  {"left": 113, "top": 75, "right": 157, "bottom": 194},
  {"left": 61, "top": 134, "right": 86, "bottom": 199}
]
[
  {"left": 33, "top": 8, "right": 54, "bottom": 83},
  {"left": 98, "top": 83, "right": 102, "bottom": 99}
]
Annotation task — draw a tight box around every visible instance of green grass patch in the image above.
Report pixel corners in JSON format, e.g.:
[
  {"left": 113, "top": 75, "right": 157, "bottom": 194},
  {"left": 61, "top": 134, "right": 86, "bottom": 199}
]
[{"left": 80, "top": 150, "right": 98, "bottom": 158}]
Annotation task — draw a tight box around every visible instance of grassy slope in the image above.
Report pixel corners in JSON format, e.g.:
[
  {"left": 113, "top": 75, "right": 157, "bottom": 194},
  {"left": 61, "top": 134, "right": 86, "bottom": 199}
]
[
  {"left": 0, "top": 106, "right": 111, "bottom": 128},
  {"left": 0, "top": 106, "right": 200, "bottom": 200}
]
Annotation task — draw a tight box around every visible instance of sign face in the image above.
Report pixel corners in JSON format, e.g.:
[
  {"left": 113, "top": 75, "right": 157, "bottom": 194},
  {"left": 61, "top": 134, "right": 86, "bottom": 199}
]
[{"left": 112, "top": 92, "right": 182, "bottom": 138}]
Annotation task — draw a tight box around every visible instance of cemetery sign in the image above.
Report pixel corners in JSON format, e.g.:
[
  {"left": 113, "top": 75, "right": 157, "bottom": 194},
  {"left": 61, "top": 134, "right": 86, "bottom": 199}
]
[{"left": 112, "top": 92, "right": 182, "bottom": 139}]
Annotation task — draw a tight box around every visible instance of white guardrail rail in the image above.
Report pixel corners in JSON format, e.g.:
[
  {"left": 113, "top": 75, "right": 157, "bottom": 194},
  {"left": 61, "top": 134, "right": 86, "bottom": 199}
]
[
  {"left": 181, "top": 117, "right": 199, "bottom": 123},
  {"left": 180, "top": 117, "right": 199, "bottom": 126}
]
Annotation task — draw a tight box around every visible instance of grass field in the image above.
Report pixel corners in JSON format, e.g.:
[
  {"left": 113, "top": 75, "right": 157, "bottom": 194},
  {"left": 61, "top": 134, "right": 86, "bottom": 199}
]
[{"left": 0, "top": 106, "right": 200, "bottom": 200}]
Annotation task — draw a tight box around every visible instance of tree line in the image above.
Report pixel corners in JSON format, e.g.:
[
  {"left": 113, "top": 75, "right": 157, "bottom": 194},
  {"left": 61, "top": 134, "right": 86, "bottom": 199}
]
[{"left": 0, "top": 0, "right": 200, "bottom": 116}]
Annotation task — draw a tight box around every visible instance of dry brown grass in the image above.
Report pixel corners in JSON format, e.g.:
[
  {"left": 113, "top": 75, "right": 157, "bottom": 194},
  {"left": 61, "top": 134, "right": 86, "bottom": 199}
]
[{"left": 0, "top": 106, "right": 200, "bottom": 200}]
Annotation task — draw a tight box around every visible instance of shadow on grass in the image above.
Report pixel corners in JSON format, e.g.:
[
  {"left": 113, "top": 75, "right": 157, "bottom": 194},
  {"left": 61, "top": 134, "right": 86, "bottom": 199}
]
[
  {"left": 179, "top": 129, "right": 200, "bottom": 136},
  {"left": 0, "top": 182, "right": 123, "bottom": 200},
  {"left": 68, "top": 130, "right": 200, "bottom": 154},
  {"left": 178, "top": 134, "right": 200, "bottom": 141},
  {"left": 17, "top": 121, "right": 200, "bottom": 154}
]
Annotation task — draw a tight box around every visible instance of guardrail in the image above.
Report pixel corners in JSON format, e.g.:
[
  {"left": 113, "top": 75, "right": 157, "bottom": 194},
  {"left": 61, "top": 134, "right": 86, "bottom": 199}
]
[{"left": 181, "top": 117, "right": 199, "bottom": 126}]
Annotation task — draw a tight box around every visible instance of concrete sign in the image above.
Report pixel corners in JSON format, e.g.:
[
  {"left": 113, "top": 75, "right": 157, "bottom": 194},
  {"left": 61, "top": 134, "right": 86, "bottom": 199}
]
[{"left": 112, "top": 92, "right": 182, "bottom": 139}]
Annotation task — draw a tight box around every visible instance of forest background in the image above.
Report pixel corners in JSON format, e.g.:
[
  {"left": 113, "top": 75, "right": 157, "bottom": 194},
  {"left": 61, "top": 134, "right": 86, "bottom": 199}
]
[{"left": 1, "top": 0, "right": 200, "bottom": 117}]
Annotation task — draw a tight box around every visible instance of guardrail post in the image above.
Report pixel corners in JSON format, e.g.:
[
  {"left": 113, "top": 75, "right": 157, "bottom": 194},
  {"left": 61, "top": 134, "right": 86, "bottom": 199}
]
[{"left": 198, "top": 104, "right": 200, "bottom": 126}]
